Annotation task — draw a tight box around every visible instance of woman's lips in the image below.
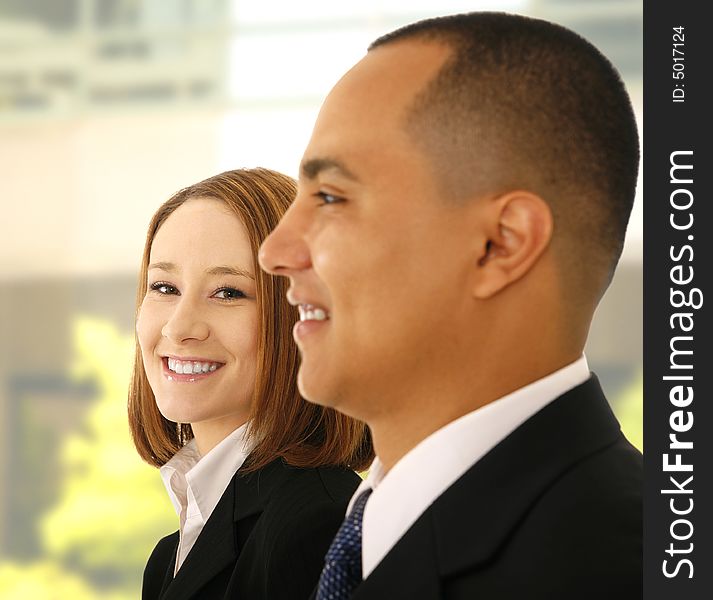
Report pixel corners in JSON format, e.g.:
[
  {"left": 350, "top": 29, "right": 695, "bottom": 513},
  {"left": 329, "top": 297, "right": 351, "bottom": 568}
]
[{"left": 162, "top": 357, "right": 225, "bottom": 382}]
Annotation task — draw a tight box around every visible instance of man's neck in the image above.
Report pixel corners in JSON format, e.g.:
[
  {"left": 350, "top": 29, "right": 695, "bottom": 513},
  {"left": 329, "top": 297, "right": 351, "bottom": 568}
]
[{"left": 369, "top": 351, "right": 584, "bottom": 473}]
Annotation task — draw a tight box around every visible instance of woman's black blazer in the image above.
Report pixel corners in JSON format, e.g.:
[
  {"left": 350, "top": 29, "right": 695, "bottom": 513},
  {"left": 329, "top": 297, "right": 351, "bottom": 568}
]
[{"left": 142, "top": 458, "right": 360, "bottom": 600}]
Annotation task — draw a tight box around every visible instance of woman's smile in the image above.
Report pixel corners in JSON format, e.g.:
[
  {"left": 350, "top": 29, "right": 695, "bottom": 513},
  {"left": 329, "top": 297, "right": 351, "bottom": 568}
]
[{"left": 162, "top": 356, "right": 226, "bottom": 382}]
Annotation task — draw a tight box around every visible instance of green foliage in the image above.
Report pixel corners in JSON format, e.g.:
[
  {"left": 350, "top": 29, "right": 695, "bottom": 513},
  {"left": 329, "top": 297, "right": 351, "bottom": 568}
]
[
  {"left": 0, "top": 561, "right": 95, "bottom": 600},
  {"left": 40, "top": 318, "right": 175, "bottom": 582},
  {"left": 614, "top": 371, "right": 643, "bottom": 452},
  {"left": 0, "top": 317, "right": 177, "bottom": 598}
]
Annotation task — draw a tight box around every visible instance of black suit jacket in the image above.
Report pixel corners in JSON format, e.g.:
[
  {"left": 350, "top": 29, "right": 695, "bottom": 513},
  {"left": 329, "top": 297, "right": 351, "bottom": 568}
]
[
  {"left": 346, "top": 375, "right": 642, "bottom": 599},
  {"left": 143, "top": 459, "right": 360, "bottom": 600}
]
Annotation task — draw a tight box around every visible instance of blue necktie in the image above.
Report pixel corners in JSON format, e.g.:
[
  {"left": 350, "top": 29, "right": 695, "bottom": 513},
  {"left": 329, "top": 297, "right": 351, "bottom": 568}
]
[{"left": 316, "top": 488, "right": 373, "bottom": 600}]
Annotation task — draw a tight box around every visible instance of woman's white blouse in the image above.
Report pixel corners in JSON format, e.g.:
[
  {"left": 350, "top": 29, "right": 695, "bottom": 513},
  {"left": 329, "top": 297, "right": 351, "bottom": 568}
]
[{"left": 160, "top": 423, "right": 252, "bottom": 574}]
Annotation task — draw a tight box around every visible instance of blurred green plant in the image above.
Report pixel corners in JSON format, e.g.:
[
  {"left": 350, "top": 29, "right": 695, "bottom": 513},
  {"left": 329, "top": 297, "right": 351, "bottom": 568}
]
[
  {"left": 0, "top": 561, "right": 96, "bottom": 600},
  {"left": 0, "top": 317, "right": 176, "bottom": 598},
  {"left": 614, "top": 371, "right": 643, "bottom": 452},
  {"left": 41, "top": 318, "right": 175, "bottom": 586},
  {"left": 0, "top": 317, "right": 644, "bottom": 596}
]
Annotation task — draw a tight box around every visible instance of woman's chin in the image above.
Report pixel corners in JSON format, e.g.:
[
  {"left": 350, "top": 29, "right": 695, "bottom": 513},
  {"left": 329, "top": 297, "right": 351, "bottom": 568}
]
[{"left": 155, "top": 400, "right": 198, "bottom": 426}]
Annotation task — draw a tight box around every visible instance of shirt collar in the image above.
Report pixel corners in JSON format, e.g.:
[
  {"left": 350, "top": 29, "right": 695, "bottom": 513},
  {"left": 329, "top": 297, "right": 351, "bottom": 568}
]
[
  {"left": 352, "top": 355, "right": 590, "bottom": 578},
  {"left": 360, "top": 355, "right": 590, "bottom": 493},
  {"left": 160, "top": 423, "right": 252, "bottom": 521}
]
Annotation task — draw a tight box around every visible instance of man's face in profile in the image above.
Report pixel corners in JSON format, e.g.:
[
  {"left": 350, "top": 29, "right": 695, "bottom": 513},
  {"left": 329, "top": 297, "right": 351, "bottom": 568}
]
[{"left": 260, "top": 41, "right": 480, "bottom": 419}]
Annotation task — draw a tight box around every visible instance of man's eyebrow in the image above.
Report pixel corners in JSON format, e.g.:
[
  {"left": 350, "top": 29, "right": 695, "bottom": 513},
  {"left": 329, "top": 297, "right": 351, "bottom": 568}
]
[
  {"left": 300, "top": 157, "right": 360, "bottom": 182},
  {"left": 148, "top": 262, "right": 255, "bottom": 280}
]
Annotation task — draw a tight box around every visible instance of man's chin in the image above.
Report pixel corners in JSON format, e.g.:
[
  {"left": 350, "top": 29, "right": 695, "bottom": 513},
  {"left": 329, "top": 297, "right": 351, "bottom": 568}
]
[
  {"left": 297, "top": 369, "right": 340, "bottom": 409},
  {"left": 297, "top": 370, "right": 370, "bottom": 424},
  {"left": 297, "top": 369, "right": 324, "bottom": 405}
]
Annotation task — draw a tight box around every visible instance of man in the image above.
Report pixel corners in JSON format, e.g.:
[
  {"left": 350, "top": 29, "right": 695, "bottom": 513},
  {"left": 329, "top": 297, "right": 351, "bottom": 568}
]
[{"left": 259, "top": 12, "right": 641, "bottom": 599}]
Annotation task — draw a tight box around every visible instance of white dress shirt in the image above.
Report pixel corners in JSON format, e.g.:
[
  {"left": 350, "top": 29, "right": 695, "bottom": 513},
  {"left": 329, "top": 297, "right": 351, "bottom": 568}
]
[
  {"left": 351, "top": 356, "right": 590, "bottom": 578},
  {"left": 160, "top": 423, "right": 252, "bottom": 574}
]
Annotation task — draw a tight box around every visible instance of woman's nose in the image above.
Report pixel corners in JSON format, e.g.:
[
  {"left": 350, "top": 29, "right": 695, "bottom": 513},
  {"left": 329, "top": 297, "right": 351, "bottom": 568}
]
[{"left": 160, "top": 297, "right": 210, "bottom": 343}]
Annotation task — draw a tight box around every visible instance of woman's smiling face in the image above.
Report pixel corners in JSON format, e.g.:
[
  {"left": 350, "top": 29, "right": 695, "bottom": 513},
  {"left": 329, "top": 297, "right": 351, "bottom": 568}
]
[{"left": 137, "top": 197, "right": 258, "bottom": 445}]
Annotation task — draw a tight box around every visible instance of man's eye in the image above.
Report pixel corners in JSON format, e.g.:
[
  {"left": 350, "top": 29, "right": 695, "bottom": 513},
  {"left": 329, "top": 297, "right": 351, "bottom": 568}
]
[
  {"left": 316, "top": 191, "right": 344, "bottom": 205},
  {"left": 150, "top": 282, "right": 178, "bottom": 295},
  {"left": 214, "top": 288, "right": 246, "bottom": 300}
]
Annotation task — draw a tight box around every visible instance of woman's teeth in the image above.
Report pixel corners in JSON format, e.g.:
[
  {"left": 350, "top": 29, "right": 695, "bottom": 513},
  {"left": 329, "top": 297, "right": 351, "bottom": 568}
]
[
  {"left": 167, "top": 358, "right": 221, "bottom": 375},
  {"left": 298, "top": 305, "right": 329, "bottom": 321}
]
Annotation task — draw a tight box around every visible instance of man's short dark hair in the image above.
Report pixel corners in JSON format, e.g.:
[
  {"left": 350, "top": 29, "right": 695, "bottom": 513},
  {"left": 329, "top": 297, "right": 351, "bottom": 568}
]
[{"left": 370, "top": 12, "right": 639, "bottom": 296}]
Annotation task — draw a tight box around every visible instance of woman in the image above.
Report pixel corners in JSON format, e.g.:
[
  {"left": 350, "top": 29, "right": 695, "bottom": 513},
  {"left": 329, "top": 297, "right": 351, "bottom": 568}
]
[{"left": 128, "top": 168, "right": 372, "bottom": 600}]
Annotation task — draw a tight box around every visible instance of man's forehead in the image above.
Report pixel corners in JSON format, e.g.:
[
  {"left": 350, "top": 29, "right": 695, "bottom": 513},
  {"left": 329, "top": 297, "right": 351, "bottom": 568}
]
[
  {"left": 319, "top": 39, "right": 450, "bottom": 122},
  {"left": 303, "top": 41, "right": 450, "bottom": 160},
  {"left": 353, "top": 38, "right": 450, "bottom": 83}
]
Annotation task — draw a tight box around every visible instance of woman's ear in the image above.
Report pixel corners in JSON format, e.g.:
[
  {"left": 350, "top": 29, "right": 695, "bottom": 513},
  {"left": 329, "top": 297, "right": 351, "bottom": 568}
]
[{"left": 472, "top": 191, "right": 553, "bottom": 299}]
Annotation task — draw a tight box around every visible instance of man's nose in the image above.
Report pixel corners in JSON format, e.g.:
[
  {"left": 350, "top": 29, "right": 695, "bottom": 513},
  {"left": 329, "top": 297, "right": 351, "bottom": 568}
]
[{"left": 259, "top": 199, "right": 312, "bottom": 277}]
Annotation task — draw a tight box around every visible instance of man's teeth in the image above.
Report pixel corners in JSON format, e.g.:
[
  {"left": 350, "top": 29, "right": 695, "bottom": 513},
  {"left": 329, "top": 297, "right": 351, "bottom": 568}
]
[
  {"left": 167, "top": 358, "right": 220, "bottom": 375},
  {"left": 298, "top": 305, "right": 329, "bottom": 321}
]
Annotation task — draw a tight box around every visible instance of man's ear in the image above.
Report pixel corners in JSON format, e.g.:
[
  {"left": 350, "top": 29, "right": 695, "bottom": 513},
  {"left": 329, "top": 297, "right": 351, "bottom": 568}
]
[{"left": 472, "top": 191, "right": 553, "bottom": 299}]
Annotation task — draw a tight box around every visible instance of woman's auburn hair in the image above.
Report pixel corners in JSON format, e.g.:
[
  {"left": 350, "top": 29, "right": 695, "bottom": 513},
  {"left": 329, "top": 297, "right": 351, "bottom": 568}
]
[{"left": 128, "top": 168, "right": 373, "bottom": 472}]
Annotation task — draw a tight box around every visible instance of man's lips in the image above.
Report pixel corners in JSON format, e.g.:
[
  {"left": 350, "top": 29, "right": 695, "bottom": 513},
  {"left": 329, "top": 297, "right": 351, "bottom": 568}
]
[
  {"left": 286, "top": 290, "right": 331, "bottom": 321},
  {"left": 297, "top": 304, "right": 330, "bottom": 322},
  {"left": 292, "top": 304, "right": 331, "bottom": 343}
]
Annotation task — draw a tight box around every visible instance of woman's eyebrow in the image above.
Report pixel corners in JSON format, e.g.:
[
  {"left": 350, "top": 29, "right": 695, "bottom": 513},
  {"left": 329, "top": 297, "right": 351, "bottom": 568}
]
[
  {"left": 148, "top": 262, "right": 255, "bottom": 280},
  {"left": 207, "top": 265, "right": 255, "bottom": 280},
  {"left": 148, "top": 261, "right": 175, "bottom": 272}
]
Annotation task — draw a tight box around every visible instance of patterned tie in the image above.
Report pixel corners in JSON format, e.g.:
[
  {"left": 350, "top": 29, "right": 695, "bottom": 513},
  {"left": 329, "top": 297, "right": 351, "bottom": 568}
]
[{"left": 316, "top": 488, "right": 373, "bottom": 600}]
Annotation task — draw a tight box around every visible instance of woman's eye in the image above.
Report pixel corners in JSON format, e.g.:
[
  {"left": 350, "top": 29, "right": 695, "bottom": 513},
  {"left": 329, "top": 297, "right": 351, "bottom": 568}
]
[
  {"left": 214, "top": 288, "right": 246, "bottom": 300},
  {"left": 316, "top": 191, "right": 344, "bottom": 205},
  {"left": 150, "top": 282, "right": 178, "bottom": 295}
]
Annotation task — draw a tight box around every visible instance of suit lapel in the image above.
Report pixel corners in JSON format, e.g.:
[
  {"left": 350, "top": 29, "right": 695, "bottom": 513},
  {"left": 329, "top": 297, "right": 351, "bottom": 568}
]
[
  {"left": 156, "top": 457, "right": 290, "bottom": 600},
  {"left": 158, "top": 535, "right": 178, "bottom": 597},
  {"left": 352, "top": 511, "right": 442, "bottom": 599},
  {"left": 161, "top": 479, "right": 238, "bottom": 600},
  {"left": 353, "top": 375, "right": 622, "bottom": 597},
  {"left": 431, "top": 375, "right": 621, "bottom": 577},
  {"left": 232, "top": 457, "right": 286, "bottom": 522}
]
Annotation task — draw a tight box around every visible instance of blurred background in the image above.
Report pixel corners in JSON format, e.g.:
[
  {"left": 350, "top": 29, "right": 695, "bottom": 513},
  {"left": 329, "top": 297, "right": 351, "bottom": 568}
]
[{"left": 0, "top": 1, "right": 642, "bottom": 597}]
